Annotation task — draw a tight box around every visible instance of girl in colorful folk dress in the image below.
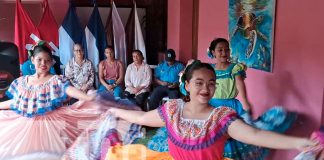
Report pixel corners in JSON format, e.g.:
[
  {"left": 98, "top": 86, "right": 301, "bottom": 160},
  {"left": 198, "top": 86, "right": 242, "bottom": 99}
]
[
  {"left": 207, "top": 38, "right": 297, "bottom": 159},
  {"left": 0, "top": 43, "right": 141, "bottom": 159},
  {"left": 108, "top": 61, "right": 317, "bottom": 160}
]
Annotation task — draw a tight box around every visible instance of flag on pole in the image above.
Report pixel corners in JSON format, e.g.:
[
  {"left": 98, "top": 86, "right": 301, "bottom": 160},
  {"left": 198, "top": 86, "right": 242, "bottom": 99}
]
[
  {"left": 58, "top": 3, "right": 85, "bottom": 66},
  {"left": 14, "top": 0, "right": 40, "bottom": 64},
  {"left": 125, "top": 5, "right": 135, "bottom": 65},
  {"left": 110, "top": 2, "right": 127, "bottom": 66},
  {"left": 134, "top": 2, "right": 147, "bottom": 62},
  {"left": 125, "top": 2, "right": 146, "bottom": 64},
  {"left": 38, "top": 0, "right": 58, "bottom": 47},
  {"left": 85, "top": 5, "right": 107, "bottom": 71},
  {"left": 38, "top": 0, "right": 61, "bottom": 74},
  {"left": 105, "top": 7, "right": 114, "bottom": 47}
]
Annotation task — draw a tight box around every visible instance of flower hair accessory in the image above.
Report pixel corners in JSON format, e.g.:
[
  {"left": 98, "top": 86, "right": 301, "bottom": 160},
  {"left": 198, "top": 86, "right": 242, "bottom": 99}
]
[
  {"left": 28, "top": 40, "right": 47, "bottom": 57},
  {"left": 179, "top": 60, "right": 202, "bottom": 96}
]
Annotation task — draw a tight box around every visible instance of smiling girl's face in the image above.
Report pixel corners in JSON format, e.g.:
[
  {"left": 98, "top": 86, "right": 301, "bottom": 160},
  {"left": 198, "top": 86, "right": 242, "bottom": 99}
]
[{"left": 185, "top": 67, "right": 216, "bottom": 104}]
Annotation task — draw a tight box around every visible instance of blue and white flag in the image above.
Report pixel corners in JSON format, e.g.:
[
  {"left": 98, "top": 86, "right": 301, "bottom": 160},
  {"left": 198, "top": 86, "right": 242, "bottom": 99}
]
[
  {"left": 58, "top": 4, "right": 85, "bottom": 66},
  {"left": 111, "top": 2, "right": 127, "bottom": 66},
  {"left": 85, "top": 5, "right": 107, "bottom": 71}
]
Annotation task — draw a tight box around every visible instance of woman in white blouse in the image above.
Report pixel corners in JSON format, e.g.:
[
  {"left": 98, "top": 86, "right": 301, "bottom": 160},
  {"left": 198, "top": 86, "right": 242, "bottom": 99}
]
[{"left": 124, "top": 50, "right": 152, "bottom": 109}]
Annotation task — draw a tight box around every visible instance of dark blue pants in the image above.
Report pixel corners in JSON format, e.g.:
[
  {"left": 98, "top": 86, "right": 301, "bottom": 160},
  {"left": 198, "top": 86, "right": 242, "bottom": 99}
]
[
  {"left": 148, "top": 85, "right": 180, "bottom": 110},
  {"left": 124, "top": 91, "right": 149, "bottom": 110}
]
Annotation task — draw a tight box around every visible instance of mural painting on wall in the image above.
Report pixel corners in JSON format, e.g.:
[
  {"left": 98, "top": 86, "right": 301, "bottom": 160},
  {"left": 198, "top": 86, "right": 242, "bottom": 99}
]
[{"left": 229, "top": 0, "right": 275, "bottom": 72}]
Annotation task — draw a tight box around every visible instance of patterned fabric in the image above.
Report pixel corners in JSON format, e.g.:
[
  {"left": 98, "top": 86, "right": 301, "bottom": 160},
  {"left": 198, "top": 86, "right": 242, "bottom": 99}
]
[
  {"left": 124, "top": 62, "right": 152, "bottom": 95},
  {"left": 155, "top": 61, "right": 184, "bottom": 83},
  {"left": 56, "top": 92, "right": 143, "bottom": 160},
  {"left": 65, "top": 58, "right": 94, "bottom": 92},
  {"left": 211, "top": 63, "right": 246, "bottom": 99},
  {"left": 6, "top": 75, "right": 69, "bottom": 117},
  {"left": 0, "top": 88, "right": 142, "bottom": 159},
  {"left": 63, "top": 109, "right": 143, "bottom": 160},
  {"left": 157, "top": 99, "right": 237, "bottom": 160},
  {"left": 147, "top": 127, "right": 169, "bottom": 152}
]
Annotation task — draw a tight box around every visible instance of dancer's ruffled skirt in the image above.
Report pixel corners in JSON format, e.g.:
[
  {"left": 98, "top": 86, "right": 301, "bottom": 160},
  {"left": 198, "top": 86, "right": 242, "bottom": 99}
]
[{"left": 0, "top": 92, "right": 143, "bottom": 159}]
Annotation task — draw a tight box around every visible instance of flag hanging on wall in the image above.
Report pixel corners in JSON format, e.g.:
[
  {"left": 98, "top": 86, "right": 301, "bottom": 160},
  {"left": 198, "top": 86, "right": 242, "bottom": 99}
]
[
  {"left": 125, "top": 4, "right": 135, "bottom": 65},
  {"left": 134, "top": 2, "right": 146, "bottom": 62},
  {"left": 38, "top": 0, "right": 61, "bottom": 74},
  {"left": 105, "top": 7, "right": 114, "bottom": 47},
  {"left": 110, "top": 2, "right": 127, "bottom": 66},
  {"left": 38, "top": 0, "right": 58, "bottom": 47},
  {"left": 58, "top": 3, "right": 85, "bottom": 66},
  {"left": 125, "top": 2, "right": 146, "bottom": 64},
  {"left": 85, "top": 5, "right": 107, "bottom": 71},
  {"left": 14, "top": 0, "right": 40, "bottom": 64}
]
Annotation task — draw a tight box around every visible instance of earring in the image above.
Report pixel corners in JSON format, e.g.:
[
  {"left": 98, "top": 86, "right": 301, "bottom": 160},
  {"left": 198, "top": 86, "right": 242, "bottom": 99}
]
[{"left": 184, "top": 92, "right": 190, "bottom": 102}]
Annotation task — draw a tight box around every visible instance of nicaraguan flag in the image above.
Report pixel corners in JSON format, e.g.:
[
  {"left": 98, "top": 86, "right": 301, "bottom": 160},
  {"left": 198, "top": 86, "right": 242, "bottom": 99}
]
[
  {"left": 85, "top": 5, "right": 107, "bottom": 71},
  {"left": 58, "top": 4, "right": 85, "bottom": 66}
]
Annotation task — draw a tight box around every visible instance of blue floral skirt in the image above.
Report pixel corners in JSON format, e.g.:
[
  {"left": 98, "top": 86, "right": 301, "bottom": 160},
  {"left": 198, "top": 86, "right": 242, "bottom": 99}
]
[{"left": 209, "top": 98, "right": 297, "bottom": 160}]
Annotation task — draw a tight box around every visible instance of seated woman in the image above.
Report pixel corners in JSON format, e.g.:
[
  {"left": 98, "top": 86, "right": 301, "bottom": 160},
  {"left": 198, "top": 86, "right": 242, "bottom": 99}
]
[
  {"left": 65, "top": 43, "right": 95, "bottom": 93},
  {"left": 98, "top": 46, "right": 124, "bottom": 99},
  {"left": 124, "top": 50, "right": 152, "bottom": 110}
]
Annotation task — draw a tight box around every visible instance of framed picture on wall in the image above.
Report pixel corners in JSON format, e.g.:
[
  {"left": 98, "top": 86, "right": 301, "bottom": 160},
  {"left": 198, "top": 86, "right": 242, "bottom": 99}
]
[{"left": 228, "top": 0, "right": 276, "bottom": 72}]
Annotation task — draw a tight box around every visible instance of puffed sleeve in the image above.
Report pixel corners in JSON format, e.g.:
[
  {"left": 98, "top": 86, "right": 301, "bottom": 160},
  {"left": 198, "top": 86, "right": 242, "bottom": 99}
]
[
  {"left": 5, "top": 78, "right": 20, "bottom": 99},
  {"left": 55, "top": 75, "right": 71, "bottom": 97},
  {"left": 157, "top": 99, "right": 181, "bottom": 124},
  {"left": 232, "top": 63, "right": 246, "bottom": 79},
  {"left": 215, "top": 107, "right": 238, "bottom": 130}
]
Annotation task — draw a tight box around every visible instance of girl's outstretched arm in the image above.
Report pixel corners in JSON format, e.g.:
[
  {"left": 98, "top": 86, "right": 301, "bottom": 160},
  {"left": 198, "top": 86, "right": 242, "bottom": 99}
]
[
  {"left": 65, "top": 86, "right": 94, "bottom": 101},
  {"left": 110, "top": 108, "right": 164, "bottom": 127},
  {"left": 228, "top": 119, "right": 316, "bottom": 151},
  {"left": 0, "top": 99, "right": 13, "bottom": 110},
  {"left": 235, "top": 75, "right": 252, "bottom": 111}
]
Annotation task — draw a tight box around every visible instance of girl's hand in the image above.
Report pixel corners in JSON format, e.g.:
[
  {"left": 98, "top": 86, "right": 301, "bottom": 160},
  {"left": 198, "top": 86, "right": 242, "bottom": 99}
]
[
  {"left": 106, "top": 84, "right": 114, "bottom": 91},
  {"left": 295, "top": 138, "right": 318, "bottom": 151},
  {"left": 133, "top": 87, "right": 141, "bottom": 94}
]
